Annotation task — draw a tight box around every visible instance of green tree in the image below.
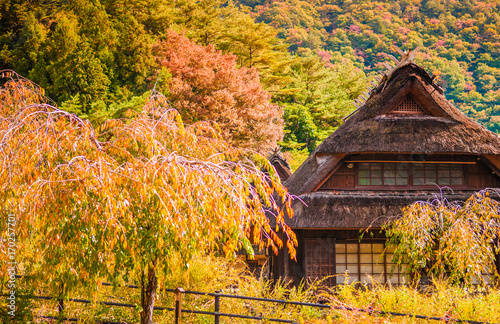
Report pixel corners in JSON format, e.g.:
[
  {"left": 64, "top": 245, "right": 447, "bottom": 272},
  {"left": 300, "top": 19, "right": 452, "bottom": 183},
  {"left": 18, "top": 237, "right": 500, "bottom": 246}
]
[
  {"left": 282, "top": 103, "right": 319, "bottom": 152},
  {"left": 255, "top": 0, "right": 327, "bottom": 51},
  {"left": 29, "top": 11, "right": 111, "bottom": 106},
  {"left": 218, "top": 13, "right": 295, "bottom": 90},
  {"left": 278, "top": 54, "right": 366, "bottom": 156},
  {"left": 175, "top": 0, "right": 241, "bottom": 46},
  {"left": 0, "top": 0, "right": 155, "bottom": 121},
  {"left": 220, "top": 15, "right": 281, "bottom": 69}
]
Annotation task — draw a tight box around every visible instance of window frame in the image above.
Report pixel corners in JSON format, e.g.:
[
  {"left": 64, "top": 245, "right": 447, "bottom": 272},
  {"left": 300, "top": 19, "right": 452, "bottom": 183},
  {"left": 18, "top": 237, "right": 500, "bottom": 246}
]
[
  {"left": 355, "top": 162, "right": 466, "bottom": 189},
  {"left": 304, "top": 238, "right": 408, "bottom": 285},
  {"left": 334, "top": 241, "right": 407, "bottom": 285}
]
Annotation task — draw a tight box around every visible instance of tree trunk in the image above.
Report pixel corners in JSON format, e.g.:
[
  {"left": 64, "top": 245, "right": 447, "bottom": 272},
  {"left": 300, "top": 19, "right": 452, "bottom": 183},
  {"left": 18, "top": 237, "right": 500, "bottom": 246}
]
[
  {"left": 141, "top": 265, "right": 158, "bottom": 324},
  {"left": 57, "top": 282, "right": 65, "bottom": 318}
]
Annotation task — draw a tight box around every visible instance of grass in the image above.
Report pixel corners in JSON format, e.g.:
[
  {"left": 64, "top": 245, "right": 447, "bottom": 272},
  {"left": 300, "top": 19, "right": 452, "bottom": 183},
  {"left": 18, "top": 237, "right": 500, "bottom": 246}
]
[{"left": 1, "top": 254, "right": 499, "bottom": 323}]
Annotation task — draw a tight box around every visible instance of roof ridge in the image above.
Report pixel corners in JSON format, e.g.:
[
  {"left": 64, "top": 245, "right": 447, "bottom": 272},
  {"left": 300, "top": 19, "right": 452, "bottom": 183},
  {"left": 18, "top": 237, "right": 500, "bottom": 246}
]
[{"left": 344, "top": 46, "right": 443, "bottom": 122}]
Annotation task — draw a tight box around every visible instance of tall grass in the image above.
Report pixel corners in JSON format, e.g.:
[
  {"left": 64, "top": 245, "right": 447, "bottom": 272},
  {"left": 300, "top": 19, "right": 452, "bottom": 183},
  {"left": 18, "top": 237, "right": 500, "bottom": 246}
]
[{"left": 1, "top": 254, "right": 499, "bottom": 323}]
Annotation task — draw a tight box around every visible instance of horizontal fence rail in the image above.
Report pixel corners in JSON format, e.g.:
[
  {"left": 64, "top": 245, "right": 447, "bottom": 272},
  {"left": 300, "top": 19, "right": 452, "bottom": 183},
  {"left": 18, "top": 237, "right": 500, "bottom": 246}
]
[
  {"left": 4, "top": 280, "right": 498, "bottom": 324},
  {"left": 163, "top": 288, "right": 496, "bottom": 324}
]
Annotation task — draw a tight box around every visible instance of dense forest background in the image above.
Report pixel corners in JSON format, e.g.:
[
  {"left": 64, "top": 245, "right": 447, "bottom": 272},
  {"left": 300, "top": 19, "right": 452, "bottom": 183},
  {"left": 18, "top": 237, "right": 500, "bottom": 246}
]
[{"left": 2, "top": 0, "right": 500, "bottom": 168}]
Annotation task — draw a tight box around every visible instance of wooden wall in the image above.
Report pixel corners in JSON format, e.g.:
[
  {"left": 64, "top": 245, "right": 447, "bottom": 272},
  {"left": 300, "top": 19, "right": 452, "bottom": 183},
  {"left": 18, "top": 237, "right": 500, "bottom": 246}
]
[
  {"left": 321, "top": 163, "right": 355, "bottom": 189},
  {"left": 271, "top": 230, "right": 387, "bottom": 284},
  {"left": 464, "top": 162, "right": 500, "bottom": 188},
  {"left": 319, "top": 154, "right": 500, "bottom": 191}
]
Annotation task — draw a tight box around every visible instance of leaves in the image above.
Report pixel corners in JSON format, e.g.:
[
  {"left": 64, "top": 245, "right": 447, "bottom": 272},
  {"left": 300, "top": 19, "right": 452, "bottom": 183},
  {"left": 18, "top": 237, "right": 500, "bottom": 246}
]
[
  {"left": 385, "top": 190, "right": 500, "bottom": 286},
  {"left": 154, "top": 30, "right": 283, "bottom": 152},
  {"left": 0, "top": 74, "right": 296, "bottom": 303},
  {"left": 278, "top": 54, "right": 366, "bottom": 161}
]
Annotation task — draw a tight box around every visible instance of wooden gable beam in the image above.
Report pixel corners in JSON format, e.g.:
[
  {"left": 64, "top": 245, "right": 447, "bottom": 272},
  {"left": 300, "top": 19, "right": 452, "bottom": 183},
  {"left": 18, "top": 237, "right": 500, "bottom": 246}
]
[
  {"left": 388, "top": 54, "right": 399, "bottom": 64},
  {"left": 297, "top": 153, "right": 346, "bottom": 194},
  {"left": 312, "top": 155, "right": 347, "bottom": 192},
  {"left": 391, "top": 45, "right": 406, "bottom": 57}
]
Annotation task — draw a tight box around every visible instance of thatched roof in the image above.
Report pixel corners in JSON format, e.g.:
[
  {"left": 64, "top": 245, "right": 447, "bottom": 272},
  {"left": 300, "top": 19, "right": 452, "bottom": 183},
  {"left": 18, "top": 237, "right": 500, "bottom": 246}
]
[
  {"left": 317, "top": 64, "right": 500, "bottom": 155},
  {"left": 285, "top": 63, "right": 500, "bottom": 196},
  {"left": 283, "top": 191, "right": 476, "bottom": 229}
]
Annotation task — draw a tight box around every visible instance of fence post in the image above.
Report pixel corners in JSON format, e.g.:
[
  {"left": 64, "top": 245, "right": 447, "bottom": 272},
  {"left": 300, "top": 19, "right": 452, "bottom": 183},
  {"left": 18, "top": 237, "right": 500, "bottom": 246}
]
[
  {"left": 57, "top": 299, "right": 64, "bottom": 314},
  {"left": 174, "top": 287, "right": 185, "bottom": 324},
  {"left": 214, "top": 290, "right": 221, "bottom": 324},
  {"left": 57, "top": 282, "right": 64, "bottom": 318}
]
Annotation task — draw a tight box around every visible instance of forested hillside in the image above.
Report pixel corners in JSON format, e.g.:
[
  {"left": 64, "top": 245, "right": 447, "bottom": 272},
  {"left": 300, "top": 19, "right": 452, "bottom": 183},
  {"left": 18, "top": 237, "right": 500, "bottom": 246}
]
[
  {"left": 241, "top": 0, "right": 500, "bottom": 132},
  {"left": 2, "top": 0, "right": 500, "bottom": 167}
]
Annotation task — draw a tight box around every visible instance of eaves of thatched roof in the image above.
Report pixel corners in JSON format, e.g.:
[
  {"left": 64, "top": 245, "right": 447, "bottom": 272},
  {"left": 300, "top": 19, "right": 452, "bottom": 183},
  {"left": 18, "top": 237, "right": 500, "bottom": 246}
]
[{"left": 283, "top": 191, "right": 476, "bottom": 229}]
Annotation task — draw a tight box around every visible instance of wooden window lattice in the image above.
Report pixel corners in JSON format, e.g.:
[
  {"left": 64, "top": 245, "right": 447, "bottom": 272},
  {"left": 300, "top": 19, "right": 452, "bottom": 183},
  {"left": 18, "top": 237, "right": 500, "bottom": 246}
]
[
  {"left": 358, "top": 162, "right": 409, "bottom": 186},
  {"left": 305, "top": 240, "right": 408, "bottom": 285},
  {"left": 357, "top": 162, "right": 464, "bottom": 187},
  {"left": 393, "top": 97, "right": 424, "bottom": 114},
  {"left": 335, "top": 243, "right": 407, "bottom": 285}
]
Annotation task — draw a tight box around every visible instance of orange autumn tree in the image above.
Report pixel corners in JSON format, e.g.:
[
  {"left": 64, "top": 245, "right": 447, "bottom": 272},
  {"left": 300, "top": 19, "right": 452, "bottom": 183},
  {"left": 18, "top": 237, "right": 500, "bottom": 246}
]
[
  {"left": 0, "top": 71, "right": 296, "bottom": 324},
  {"left": 154, "top": 30, "right": 283, "bottom": 152}
]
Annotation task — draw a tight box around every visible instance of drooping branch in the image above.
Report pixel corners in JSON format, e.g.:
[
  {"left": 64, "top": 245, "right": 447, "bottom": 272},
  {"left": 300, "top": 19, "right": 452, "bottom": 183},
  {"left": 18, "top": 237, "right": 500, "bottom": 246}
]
[
  {"left": 385, "top": 189, "right": 500, "bottom": 286},
  {"left": 0, "top": 75, "right": 297, "bottom": 312}
]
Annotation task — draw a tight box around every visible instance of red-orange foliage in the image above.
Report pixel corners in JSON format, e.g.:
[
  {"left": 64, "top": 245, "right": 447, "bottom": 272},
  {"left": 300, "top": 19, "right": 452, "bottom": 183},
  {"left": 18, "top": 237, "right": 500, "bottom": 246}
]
[{"left": 154, "top": 30, "right": 283, "bottom": 152}]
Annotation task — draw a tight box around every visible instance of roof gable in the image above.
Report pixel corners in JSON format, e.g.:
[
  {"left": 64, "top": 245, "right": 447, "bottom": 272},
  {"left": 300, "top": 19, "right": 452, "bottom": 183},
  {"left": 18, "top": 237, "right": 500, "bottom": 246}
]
[
  {"left": 285, "top": 61, "right": 500, "bottom": 196},
  {"left": 349, "top": 63, "right": 456, "bottom": 122}
]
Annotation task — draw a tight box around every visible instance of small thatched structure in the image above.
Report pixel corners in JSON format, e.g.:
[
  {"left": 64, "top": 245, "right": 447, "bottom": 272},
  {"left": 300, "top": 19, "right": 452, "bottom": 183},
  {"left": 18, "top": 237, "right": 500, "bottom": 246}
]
[{"left": 268, "top": 149, "right": 292, "bottom": 181}]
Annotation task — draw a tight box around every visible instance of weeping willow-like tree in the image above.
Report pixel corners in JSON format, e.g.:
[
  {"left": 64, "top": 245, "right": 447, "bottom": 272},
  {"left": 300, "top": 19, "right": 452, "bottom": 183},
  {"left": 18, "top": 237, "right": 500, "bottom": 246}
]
[
  {"left": 385, "top": 189, "right": 500, "bottom": 286},
  {"left": 0, "top": 71, "right": 297, "bottom": 323}
]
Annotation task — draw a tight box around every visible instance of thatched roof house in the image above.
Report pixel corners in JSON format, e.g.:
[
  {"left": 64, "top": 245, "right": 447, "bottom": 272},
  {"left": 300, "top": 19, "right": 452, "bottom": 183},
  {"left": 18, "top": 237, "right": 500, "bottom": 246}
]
[{"left": 271, "top": 58, "right": 500, "bottom": 286}]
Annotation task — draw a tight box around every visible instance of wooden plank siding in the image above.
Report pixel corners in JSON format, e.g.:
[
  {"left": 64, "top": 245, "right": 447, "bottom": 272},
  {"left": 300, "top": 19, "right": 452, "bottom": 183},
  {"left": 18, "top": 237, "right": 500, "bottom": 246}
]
[
  {"left": 319, "top": 163, "right": 355, "bottom": 189},
  {"left": 318, "top": 155, "right": 500, "bottom": 191}
]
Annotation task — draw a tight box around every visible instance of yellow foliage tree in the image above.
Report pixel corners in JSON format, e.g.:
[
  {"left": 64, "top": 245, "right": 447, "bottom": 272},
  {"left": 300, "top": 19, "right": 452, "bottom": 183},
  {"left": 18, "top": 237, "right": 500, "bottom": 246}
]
[
  {"left": 385, "top": 190, "right": 500, "bottom": 286},
  {"left": 0, "top": 71, "right": 297, "bottom": 323}
]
